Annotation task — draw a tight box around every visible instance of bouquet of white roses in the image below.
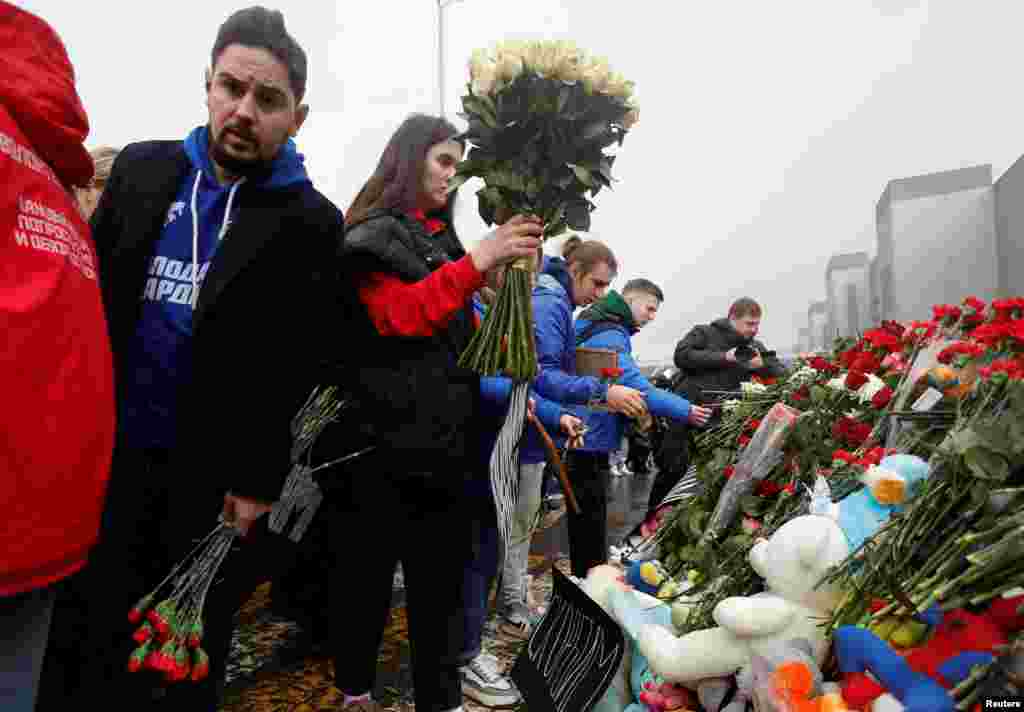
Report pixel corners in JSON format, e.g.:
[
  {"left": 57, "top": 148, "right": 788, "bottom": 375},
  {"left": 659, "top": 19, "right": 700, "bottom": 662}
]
[{"left": 453, "top": 39, "right": 639, "bottom": 380}]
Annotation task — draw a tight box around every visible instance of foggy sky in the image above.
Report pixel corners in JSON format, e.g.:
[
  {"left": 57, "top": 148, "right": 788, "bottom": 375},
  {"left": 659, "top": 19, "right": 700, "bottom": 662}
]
[{"left": 19, "top": 0, "right": 1024, "bottom": 361}]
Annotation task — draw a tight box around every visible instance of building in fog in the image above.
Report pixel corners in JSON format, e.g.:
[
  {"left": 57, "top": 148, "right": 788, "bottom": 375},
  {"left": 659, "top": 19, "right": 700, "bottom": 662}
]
[
  {"left": 994, "top": 153, "right": 1024, "bottom": 297},
  {"left": 875, "top": 164, "right": 998, "bottom": 322},
  {"left": 798, "top": 327, "right": 811, "bottom": 354},
  {"left": 826, "top": 252, "right": 871, "bottom": 338},
  {"left": 808, "top": 301, "right": 829, "bottom": 352}
]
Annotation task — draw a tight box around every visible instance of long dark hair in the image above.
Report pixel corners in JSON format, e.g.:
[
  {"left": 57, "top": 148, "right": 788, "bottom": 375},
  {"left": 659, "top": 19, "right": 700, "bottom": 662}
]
[{"left": 347, "top": 114, "right": 463, "bottom": 226}]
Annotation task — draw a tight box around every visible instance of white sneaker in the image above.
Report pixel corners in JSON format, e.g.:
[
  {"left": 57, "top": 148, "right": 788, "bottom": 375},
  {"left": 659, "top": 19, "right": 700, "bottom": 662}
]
[{"left": 460, "top": 652, "right": 521, "bottom": 707}]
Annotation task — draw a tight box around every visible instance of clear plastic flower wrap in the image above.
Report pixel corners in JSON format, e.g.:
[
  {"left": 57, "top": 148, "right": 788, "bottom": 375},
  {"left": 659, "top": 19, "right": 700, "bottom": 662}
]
[{"left": 703, "top": 402, "right": 800, "bottom": 541}]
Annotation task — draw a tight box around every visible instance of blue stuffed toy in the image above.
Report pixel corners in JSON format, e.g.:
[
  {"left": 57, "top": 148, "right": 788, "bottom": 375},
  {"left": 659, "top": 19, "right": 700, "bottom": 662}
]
[{"left": 817, "top": 453, "right": 930, "bottom": 553}]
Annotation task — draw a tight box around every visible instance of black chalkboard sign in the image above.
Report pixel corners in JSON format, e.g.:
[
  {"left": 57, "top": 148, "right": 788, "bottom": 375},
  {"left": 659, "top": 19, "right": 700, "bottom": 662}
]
[{"left": 511, "top": 567, "right": 626, "bottom": 712}]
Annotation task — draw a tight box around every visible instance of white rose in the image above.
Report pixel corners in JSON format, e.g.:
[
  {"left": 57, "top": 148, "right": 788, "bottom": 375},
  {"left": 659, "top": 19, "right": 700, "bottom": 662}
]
[
  {"left": 495, "top": 39, "right": 527, "bottom": 59},
  {"left": 537, "top": 42, "right": 560, "bottom": 76},
  {"left": 519, "top": 41, "right": 543, "bottom": 75},
  {"left": 741, "top": 381, "right": 768, "bottom": 395},
  {"left": 471, "top": 59, "right": 498, "bottom": 96},
  {"left": 856, "top": 374, "right": 887, "bottom": 404},
  {"left": 494, "top": 51, "right": 524, "bottom": 82},
  {"left": 468, "top": 48, "right": 492, "bottom": 81},
  {"left": 551, "top": 42, "right": 584, "bottom": 83},
  {"left": 604, "top": 72, "right": 635, "bottom": 100},
  {"left": 580, "top": 56, "right": 611, "bottom": 93},
  {"left": 792, "top": 366, "right": 817, "bottom": 383},
  {"left": 826, "top": 376, "right": 847, "bottom": 392},
  {"left": 622, "top": 108, "right": 639, "bottom": 130}
]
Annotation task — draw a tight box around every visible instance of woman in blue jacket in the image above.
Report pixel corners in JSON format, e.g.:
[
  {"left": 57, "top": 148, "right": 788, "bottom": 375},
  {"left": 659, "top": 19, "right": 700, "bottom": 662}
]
[{"left": 567, "top": 279, "right": 711, "bottom": 578}]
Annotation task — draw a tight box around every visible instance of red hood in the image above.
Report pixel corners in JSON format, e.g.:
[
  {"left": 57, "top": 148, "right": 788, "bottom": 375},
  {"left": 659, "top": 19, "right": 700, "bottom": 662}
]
[{"left": 0, "top": 2, "right": 92, "bottom": 187}]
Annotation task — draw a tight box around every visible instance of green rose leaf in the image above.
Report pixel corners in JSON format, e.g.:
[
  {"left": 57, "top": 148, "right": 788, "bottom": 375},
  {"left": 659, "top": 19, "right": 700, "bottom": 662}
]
[
  {"left": 740, "top": 495, "right": 769, "bottom": 517},
  {"left": 568, "top": 163, "right": 596, "bottom": 188},
  {"left": 964, "top": 446, "right": 1010, "bottom": 482},
  {"left": 565, "top": 200, "right": 592, "bottom": 231}
]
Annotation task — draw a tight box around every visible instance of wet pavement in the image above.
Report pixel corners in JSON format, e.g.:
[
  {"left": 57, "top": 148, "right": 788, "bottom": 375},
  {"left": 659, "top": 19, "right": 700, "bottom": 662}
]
[
  {"left": 220, "top": 466, "right": 658, "bottom": 711},
  {"left": 530, "top": 466, "right": 655, "bottom": 561}
]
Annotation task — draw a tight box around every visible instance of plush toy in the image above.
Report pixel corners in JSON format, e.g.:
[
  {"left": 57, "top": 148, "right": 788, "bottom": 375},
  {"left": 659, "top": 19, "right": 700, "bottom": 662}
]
[
  {"left": 581, "top": 565, "right": 639, "bottom": 712},
  {"left": 836, "top": 594, "right": 1024, "bottom": 711},
  {"left": 746, "top": 654, "right": 850, "bottom": 712},
  {"left": 582, "top": 565, "right": 699, "bottom": 712},
  {"left": 828, "top": 454, "right": 930, "bottom": 555},
  {"left": 636, "top": 514, "right": 850, "bottom": 686},
  {"left": 626, "top": 560, "right": 668, "bottom": 598},
  {"left": 718, "top": 639, "right": 823, "bottom": 712}
]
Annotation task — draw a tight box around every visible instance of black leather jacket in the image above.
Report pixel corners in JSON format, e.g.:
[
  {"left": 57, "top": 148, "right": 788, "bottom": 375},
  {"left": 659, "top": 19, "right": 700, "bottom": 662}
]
[{"left": 672, "top": 318, "right": 784, "bottom": 405}]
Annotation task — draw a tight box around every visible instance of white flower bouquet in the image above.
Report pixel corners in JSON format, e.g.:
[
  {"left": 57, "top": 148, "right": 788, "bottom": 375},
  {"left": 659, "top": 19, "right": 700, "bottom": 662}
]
[{"left": 453, "top": 39, "right": 639, "bottom": 379}]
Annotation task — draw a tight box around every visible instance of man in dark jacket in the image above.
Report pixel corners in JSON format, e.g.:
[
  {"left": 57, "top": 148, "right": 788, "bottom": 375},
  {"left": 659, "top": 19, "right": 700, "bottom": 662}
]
[
  {"left": 41, "top": 8, "right": 343, "bottom": 711},
  {"left": 651, "top": 298, "right": 785, "bottom": 508}
]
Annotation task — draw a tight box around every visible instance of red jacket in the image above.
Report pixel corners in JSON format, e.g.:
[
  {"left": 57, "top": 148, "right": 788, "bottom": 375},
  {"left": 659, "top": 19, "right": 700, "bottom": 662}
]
[{"left": 0, "top": 3, "right": 115, "bottom": 596}]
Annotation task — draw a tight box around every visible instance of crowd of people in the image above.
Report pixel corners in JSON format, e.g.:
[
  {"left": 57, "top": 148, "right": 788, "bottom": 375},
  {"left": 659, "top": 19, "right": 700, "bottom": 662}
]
[{"left": 1, "top": 5, "right": 782, "bottom": 711}]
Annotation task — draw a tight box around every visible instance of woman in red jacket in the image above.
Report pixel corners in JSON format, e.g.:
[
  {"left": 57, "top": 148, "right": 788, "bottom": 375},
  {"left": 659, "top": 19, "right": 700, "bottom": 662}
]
[
  {"left": 334, "top": 114, "right": 541, "bottom": 712},
  {"left": 0, "top": 4, "right": 115, "bottom": 710}
]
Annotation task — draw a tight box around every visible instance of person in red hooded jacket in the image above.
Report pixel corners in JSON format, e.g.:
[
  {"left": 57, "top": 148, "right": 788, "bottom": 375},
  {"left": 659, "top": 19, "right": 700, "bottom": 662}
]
[{"left": 0, "top": 3, "right": 115, "bottom": 710}]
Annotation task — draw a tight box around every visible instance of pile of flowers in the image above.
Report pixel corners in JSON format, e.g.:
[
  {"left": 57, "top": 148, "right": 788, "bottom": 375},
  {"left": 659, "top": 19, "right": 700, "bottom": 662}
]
[{"left": 650, "top": 294, "right": 1024, "bottom": 638}]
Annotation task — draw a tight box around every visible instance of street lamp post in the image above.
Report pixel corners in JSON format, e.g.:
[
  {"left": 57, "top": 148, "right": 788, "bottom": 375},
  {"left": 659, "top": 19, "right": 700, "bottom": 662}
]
[{"left": 437, "top": 0, "right": 466, "bottom": 118}]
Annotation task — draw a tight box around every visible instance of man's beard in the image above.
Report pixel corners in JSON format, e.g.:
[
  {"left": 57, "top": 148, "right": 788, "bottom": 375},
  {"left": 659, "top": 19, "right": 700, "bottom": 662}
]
[{"left": 209, "top": 128, "right": 273, "bottom": 179}]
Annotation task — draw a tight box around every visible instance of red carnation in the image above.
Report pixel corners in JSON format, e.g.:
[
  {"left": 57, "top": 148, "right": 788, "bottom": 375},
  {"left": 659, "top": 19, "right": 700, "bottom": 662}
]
[
  {"left": 863, "top": 328, "right": 901, "bottom": 352},
  {"left": 839, "top": 348, "right": 861, "bottom": 369},
  {"left": 932, "top": 303, "right": 962, "bottom": 324},
  {"left": 792, "top": 385, "right": 810, "bottom": 402},
  {"left": 860, "top": 447, "right": 886, "bottom": 467},
  {"left": 905, "top": 320, "right": 938, "bottom": 344},
  {"left": 992, "top": 298, "right": 1024, "bottom": 321},
  {"left": 808, "top": 356, "right": 836, "bottom": 373},
  {"left": 980, "top": 358, "right": 1024, "bottom": 381},
  {"left": 756, "top": 480, "right": 784, "bottom": 497},
  {"left": 424, "top": 218, "right": 446, "bottom": 235},
  {"left": 852, "top": 353, "right": 882, "bottom": 374},
  {"left": 881, "top": 320, "right": 906, "bottom": 337},
  {"left": 871, "top": 386, "right": 894, "bottom": 409},
  {"left": 963, "top": 295, "right": 986, "bottom": 313},
  {"left": 723, "top": 465, "right": 735, "bottom": 480},
  {"left": 1009, "top": 319, "right": 1024, "bottom": 344},
  {"left": 971, "top": 322, "right": 1012, "bottom": 347},
  {"left": 849, "top": 422, "right": 872, "bottom": 446},
  {"left": 738, "top": 435, "right": 751, "bottom": 448},
  {"left": 746, "top": 418, "right": 762, "bottom": 432},
  {"left": 832, "top": 449, "right": 856, "bottom": 464},
  {"left": 845, "top": 370, "right": 869, "bottom": 390}
]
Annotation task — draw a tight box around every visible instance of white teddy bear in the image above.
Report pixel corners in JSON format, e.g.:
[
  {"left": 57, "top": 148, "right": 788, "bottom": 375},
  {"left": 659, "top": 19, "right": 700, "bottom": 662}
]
[{"left": 636, "top": 514, "right": 850, "bottom": 687}]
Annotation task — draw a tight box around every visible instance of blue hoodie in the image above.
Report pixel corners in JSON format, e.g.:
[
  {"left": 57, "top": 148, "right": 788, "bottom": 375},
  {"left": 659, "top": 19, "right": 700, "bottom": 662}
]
[
  {"left": 119, "top": 126, "right": 311, "bottom": 449},
  {"left": 533, "top": 257, "right": 608, "bottom": 410},
  {"left": 570, "top": 318, "right": 692, "bottom": 453},
  {"left": 473, "top": 296, "right": 566, "bottom": 466}
]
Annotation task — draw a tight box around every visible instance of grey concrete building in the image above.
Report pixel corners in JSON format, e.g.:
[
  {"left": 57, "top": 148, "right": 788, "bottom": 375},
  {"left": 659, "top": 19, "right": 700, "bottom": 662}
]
[
  {"left": 875, "top": 164, "right": 998, "bottom": 322},
  {"left": 826, "top": 252, "right": 872, "bottom": 339},
  {"left": 798, "top": 326, "right": 811, "bottom": 354},
  {"left": 994, "top": 153, "right": 1024, "bottom": 297},
  {"left": 808, "top": 301, "right": 829, "bottom": 352}
]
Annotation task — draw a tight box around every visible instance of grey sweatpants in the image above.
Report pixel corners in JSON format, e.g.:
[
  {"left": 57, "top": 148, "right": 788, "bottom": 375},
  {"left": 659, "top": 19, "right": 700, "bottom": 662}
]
[{"left": 499, "top": 462, "right": 546, "bottom": 613}]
